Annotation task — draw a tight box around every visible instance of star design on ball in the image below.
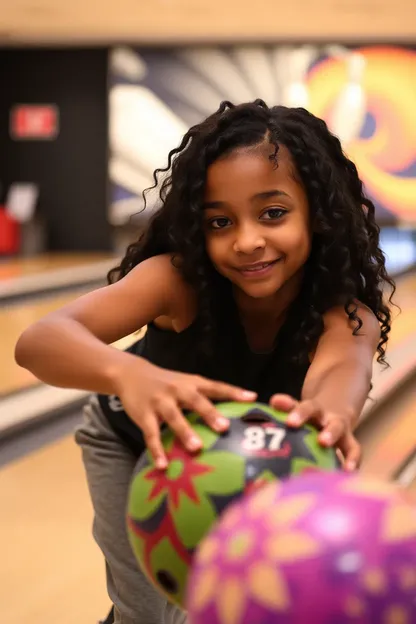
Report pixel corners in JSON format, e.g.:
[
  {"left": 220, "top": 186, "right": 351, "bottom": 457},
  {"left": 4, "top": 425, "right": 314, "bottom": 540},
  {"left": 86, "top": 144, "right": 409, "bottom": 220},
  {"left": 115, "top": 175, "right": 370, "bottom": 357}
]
[{"left": 144, "top": 438, "right": 214, "bottom": 509}]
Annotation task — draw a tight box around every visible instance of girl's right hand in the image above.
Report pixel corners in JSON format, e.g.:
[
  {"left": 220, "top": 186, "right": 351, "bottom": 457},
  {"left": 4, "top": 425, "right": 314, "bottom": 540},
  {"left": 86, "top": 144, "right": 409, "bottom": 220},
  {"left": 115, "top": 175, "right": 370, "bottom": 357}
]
[{"left": 114, "top": 360, "right": 257, "bottom": 469}]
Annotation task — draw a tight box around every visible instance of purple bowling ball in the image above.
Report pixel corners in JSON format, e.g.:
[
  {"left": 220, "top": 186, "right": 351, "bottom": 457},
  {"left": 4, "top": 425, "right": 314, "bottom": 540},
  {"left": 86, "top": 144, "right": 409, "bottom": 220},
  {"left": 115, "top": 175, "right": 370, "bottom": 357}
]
[{"left": 186, "top": 471, "right": 416, "bottom": 624}]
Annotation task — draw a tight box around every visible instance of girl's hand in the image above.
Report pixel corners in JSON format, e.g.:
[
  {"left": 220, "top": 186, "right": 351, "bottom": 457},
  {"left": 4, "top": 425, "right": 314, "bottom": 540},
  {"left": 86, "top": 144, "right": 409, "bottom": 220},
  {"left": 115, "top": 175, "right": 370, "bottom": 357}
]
[
  {"left": 269, "top": 394, "right": 361, "bottom": 472},
  {"left": 115, "top": 360, "right": 257, "bottom": 469}
]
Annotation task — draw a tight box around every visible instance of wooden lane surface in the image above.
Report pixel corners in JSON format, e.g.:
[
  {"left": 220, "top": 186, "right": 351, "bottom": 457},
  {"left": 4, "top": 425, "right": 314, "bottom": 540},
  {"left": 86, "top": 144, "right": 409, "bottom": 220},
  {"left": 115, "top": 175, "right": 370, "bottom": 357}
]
[
  {"left": 408, "top": 477, "right": 416, "bottom": 494},
  {"left": 0, "top": 285, "right": 141, "bottom": 396},
  {"left": 355, "top": 275, "right": 416, "bottom": 481},
  {"left": 0, "top": 274, "right": 414, "bottom": 624},
  {"left": 359, "top": 378, "right": 416, "bottom": 479},
  {"left": 0, "top": 252, "right": 114, "bottom": 282},
  {"left": 0, "top": 289, "right": 92, "bottom": 395},
  {"left": 0, "top": 380, "right": 414, "bottom": 623},
  {"left": 2, "top": 270, "right": 416, "bottom": 397},
  {"left": 0, "top": 436, "right": 109, "bottom": 624},
  {"left": 384, "top": 273, "right": 416, "bottom": 348}
]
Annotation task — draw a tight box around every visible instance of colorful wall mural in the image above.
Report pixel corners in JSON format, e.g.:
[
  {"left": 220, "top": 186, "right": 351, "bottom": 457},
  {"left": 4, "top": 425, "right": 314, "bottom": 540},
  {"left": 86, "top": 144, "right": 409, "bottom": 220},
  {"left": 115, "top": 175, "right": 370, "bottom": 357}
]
[{"left": 108, "top": 44, "right": 416, "bottom": 233}]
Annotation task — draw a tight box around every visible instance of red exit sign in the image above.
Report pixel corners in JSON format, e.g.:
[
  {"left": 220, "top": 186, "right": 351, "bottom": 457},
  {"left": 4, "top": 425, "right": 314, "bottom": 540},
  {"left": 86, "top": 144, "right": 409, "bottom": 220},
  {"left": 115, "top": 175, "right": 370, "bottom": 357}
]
[{"left": 10, "top": 104, "right": 59, "bottom": 140}]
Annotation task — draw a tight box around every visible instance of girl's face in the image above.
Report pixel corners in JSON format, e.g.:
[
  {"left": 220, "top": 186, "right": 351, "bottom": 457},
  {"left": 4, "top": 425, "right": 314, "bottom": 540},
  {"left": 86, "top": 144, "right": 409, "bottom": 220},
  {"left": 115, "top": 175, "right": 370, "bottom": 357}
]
[{"left": 203, "top": 144, "right": 312, "bottom": 304}]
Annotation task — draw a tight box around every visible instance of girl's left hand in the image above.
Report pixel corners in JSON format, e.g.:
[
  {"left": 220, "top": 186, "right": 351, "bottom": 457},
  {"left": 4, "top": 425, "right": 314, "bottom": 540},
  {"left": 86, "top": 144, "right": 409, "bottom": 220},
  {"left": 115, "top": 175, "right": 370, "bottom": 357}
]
[{"left": 269, "top": 394, "right": 361, "bottom": 472}]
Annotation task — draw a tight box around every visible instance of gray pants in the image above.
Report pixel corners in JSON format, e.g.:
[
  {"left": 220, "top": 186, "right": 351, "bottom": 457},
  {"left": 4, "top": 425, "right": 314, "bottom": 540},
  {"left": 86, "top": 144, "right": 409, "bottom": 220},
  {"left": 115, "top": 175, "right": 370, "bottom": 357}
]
[{"left": 75, "top": 396, "right": 188, "bottom": 624}]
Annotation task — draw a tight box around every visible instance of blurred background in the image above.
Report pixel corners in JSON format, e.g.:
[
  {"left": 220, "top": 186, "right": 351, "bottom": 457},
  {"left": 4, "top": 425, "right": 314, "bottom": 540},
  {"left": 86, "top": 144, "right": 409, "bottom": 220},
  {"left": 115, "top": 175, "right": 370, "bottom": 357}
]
[{"left": 0, "top": 2, "right": 415, "bottom": 622}]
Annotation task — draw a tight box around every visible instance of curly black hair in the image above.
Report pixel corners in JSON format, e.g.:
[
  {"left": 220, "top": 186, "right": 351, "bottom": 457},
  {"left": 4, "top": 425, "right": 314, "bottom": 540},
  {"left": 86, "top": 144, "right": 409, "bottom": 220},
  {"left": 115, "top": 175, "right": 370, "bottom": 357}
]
[{"left": 108, "top": 100, "right": 396, "bottom": 366}]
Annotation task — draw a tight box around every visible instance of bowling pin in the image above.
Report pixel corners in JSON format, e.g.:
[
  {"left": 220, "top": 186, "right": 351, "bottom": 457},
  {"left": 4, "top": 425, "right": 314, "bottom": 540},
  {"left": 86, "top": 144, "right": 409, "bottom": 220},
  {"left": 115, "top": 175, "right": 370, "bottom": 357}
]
[
  {"left": 280, "top": 45, "right": 318, "bottom": 108},
  {"left": 330, "top": 51, "right": 367, "bottom": 145}
]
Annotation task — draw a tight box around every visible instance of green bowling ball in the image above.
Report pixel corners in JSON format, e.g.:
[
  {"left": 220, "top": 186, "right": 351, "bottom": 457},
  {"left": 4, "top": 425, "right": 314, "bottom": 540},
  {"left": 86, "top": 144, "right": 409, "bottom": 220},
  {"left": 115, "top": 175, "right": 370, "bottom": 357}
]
[{"left": 126, "top": 401, "right": 340, "bottom": 608}]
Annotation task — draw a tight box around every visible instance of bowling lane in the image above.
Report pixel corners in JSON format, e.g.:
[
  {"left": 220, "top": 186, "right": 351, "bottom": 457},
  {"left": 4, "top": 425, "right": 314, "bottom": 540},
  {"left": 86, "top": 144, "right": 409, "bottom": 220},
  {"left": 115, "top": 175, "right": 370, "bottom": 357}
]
[
  {"left": 1, "top": 377, "right": 415, "bottom": 624},
  {"left": 0, "top": 252, "right": 113, "bottom": 280},
  {"left": 1, "top": 269, "right": 415, "bottom": 623},
  {"left": 408, "top": 475, "right": 416, "bottom": 494},
  {"left": 358, "top": 373, "right": 416, "bottom": 482},
  {"left": 0, "top": 252, "right": 116, "bottom": 300},
  {"left": 357, "top": 272, "right": 416, "bottom": 483},
  {"left": 398, "top": 455, "right": 416, "bottom": 492},
  {"left": 0, "top": 435, "right": 109, "bottom": 624},
  {"left": 0, "top": 288, "right": 94, "bottom": 396},
  {"left": 4, "top": 269, "right": 415, "bottom": 398},
  {"left": 359, "top": 271, "right": 416, "bottom": 415},
  {"left": 0, "top": 286, "right": 141, "bottom": 398},
  {"left": 380, "top": 272, "right": 416, "bottom": 348},
  {"left": 1, "top": 268, "right": 415, "bottom": 441}
]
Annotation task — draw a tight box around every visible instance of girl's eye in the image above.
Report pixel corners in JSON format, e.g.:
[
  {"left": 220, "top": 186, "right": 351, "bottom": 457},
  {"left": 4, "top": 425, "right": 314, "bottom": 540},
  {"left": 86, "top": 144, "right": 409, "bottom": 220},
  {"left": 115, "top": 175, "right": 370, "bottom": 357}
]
[
  {"left": 261, "top": 208, "right": 287, "bottom": 221},
  {"left": 209, "top": 217, "right": 232, "bottom": 229}
]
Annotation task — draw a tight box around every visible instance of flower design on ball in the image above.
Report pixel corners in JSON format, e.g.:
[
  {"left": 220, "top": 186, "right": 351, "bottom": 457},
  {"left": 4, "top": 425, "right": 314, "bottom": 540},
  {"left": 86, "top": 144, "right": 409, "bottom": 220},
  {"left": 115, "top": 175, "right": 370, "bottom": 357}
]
[{"left": 189, "top": 484, "right": 321, "bottom": 624}]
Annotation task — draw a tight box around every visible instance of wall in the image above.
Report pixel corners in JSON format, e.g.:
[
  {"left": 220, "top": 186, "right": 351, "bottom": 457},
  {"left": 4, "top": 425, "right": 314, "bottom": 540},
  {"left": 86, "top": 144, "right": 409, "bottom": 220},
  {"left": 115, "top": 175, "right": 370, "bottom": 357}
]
[
  {"left": 2, "top": 0, "right": 416, "bottom": 44},
  {"left": 108, "top": 44, "right": 416, "bottom": 273},
  {"left": 109, "top": 44, "right": 416, "bottom": 228},
  {"left": 0, "top": 48, "right": 111, "bottom": 252}
]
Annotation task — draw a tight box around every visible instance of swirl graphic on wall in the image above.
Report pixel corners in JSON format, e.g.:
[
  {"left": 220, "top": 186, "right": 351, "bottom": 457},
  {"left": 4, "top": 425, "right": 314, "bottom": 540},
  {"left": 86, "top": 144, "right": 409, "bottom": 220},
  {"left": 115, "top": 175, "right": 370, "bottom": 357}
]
[
  {"left": 109, "top": 45, "right": 416, "bottom": 227},
  {"left": 306, "top": 46, "right": 416, "bottom": 223}
]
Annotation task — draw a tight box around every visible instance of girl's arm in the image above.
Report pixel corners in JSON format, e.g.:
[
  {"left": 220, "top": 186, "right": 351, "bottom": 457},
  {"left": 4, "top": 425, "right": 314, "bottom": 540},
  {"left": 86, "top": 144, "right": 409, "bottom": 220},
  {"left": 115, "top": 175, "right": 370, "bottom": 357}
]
[
  {"left": 15, "top": 254, "right": 256, "bottom": 467},
  {"left": 301, "top": 303, "right": 380, "bottom": 423},
  {"left": 15, "top": 254, "right": 187, "bottom": 394},
  {"left": 271, "top": 303, "right": 381, "bottom": 470}
]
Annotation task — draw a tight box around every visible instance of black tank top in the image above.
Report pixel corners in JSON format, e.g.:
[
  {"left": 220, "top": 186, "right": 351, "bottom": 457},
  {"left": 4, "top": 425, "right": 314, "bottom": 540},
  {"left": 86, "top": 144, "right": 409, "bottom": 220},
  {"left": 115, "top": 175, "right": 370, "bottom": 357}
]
[{"left": 98, "top": 296, "right": 310, "bottom": 457}]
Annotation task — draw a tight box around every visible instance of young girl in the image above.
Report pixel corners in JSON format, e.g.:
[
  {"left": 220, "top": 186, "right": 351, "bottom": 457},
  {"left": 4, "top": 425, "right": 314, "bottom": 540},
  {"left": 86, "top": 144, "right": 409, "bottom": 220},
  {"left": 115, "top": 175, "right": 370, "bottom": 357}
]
[{"left": 16, "top": 100, "right": 394, "bottom": 624}]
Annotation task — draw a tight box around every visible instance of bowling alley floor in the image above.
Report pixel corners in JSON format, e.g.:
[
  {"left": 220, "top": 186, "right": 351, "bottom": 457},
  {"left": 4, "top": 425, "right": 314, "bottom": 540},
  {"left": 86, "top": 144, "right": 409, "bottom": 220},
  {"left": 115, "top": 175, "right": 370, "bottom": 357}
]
[
  {"left": 0, "top": 434, "right": 110, "bottom": 624},
  {"left": 1, "top": 379, "right": 415, "bottom": 624},
  {"left": 0, "top": 252, "right": 130, "bottom": 435},
  {"left": 0, "top": 256, "right": 416, "bottom": 624},
  {"left": 0, "top": 252, "right": 117, "bottom": 300},
  {"left": 0, "top": 252, "right": 116, "bottom": 624}
]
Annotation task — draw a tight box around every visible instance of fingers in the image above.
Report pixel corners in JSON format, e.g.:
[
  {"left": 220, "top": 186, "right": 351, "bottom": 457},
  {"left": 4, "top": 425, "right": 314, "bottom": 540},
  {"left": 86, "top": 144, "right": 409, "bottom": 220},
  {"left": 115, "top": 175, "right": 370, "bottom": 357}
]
[
  {"left": 158, "top": 398, "right": 203, "bottom": 453},
  {"left": 189, "top": 378, "right": 256, "bottom": 434},
  {"left": 280, "top": 398, "right": 358, "bottom": 469},
  {"left": 141, "top": 415, "right": 168, "bottom": 470},
  {"left": 318, "top": 417, "right": 347, "bottom": 448},
  {"left": 142, "top": 374, "right": 256, "bottom": 469},
  {"left": 286, "top": 399, "right": 321, "bottom": 428},
  {"left": 270, "top": 394, "right": 298, "bottom": 413},
  {"left": 183, "top": 392, "right": 230, "bottom": 433},
  {"left": 337, "top": 433, "right": 362, "bottom": 472},
  {"left": 199, "top": 377, "right": 257, "bottom": 403}
]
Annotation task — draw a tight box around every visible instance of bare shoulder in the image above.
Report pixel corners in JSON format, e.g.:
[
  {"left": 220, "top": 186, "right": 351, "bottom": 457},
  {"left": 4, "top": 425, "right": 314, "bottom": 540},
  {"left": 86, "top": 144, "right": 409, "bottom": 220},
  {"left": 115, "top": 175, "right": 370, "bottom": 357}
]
[
  {"left": 32, "top": 253, "right": 198, "bottom": 344},
  {"left": 308, "top": 301, "right": 381, "bottom": 365},
  {"left": 134, "top": 254, "right": 197, "bottom": 330},
  {"left": 323, "top": 301, "right": 381, "bottom": 344},
  {"left": 130, "top": 253, "right": 182, "bottom": 284}
]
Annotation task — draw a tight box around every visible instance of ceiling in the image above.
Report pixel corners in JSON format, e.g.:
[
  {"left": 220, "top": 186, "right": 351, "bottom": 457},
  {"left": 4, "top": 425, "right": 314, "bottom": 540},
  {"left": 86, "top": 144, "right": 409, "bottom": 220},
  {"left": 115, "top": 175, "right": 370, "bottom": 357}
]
[{"left": 1, "top": 0, "right": 415, "bottom": 45}]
